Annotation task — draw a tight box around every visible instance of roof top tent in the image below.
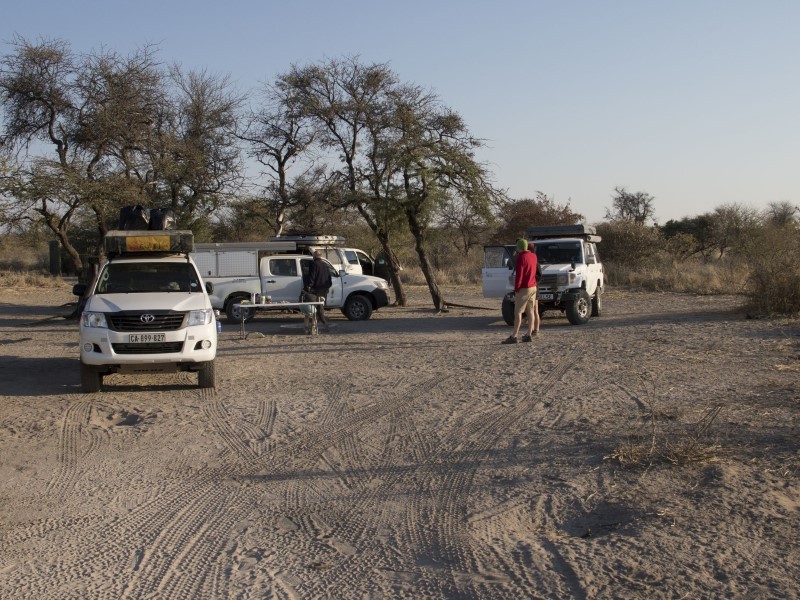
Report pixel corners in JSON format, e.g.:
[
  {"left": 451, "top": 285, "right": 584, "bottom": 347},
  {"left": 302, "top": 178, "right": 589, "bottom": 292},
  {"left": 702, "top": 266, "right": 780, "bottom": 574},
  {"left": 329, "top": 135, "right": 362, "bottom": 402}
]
[
  {"left": 525, "top": 224, "right": 601, "bottom": 243},
  {"left": 269, "top": 234, "right": 346, "bottom": 247}
]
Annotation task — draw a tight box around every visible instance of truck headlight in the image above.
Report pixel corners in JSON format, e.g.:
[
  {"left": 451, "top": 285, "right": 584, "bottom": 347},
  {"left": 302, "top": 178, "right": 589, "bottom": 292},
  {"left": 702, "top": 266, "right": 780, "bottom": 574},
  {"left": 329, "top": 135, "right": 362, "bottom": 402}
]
[
  {"left": 556, "top": 274, "right": 568, "bottom": 286},
  {"left": 376, "top": 279, "right": 389, "bottom": 290},
  {"left": 81, "top": 312, "right": 108, "bottom": 329},
  {"left": 188, "top": 309, "right": 213, "bottom": 326}
]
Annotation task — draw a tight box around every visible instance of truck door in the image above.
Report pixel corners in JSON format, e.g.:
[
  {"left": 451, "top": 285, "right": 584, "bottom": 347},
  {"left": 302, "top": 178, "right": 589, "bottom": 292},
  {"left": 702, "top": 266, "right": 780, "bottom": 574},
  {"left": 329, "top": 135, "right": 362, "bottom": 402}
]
[
  {"left": 262, "top": 257, "right": 302, "bottom": 302},
  {"left": 482, "top": 245, "right": 515, "bottom": 298},
  {"left": 300, "top": 257, "right": 343, "bottom": 306}
]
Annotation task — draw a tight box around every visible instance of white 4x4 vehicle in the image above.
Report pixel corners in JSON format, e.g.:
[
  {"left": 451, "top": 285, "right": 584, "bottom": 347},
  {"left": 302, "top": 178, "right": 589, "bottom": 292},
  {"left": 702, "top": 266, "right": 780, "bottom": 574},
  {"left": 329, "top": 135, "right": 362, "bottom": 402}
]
[
  {"left": 73, "top": 231, "right": 217, "bottom": 393},
  {"left": 483, "top": 224, "right": 605, "bottom": 326}
]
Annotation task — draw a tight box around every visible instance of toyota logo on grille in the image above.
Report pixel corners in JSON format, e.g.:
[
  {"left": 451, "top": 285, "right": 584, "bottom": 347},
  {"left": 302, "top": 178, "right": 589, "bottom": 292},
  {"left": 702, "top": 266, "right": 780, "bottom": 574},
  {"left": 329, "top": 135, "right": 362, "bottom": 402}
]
[{"left": 140, "top": 314, "right": 156, "bottom": 323}]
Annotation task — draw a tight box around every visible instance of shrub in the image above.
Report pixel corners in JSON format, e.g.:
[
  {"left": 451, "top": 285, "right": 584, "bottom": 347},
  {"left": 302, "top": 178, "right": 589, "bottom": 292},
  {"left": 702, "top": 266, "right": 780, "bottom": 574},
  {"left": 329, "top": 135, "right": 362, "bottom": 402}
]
[
  {"left": 595, "top": 221, "right": 663, "bottom": 268},
  {"left": 742, "top": 225, "right": 800, "bottom": 315}
]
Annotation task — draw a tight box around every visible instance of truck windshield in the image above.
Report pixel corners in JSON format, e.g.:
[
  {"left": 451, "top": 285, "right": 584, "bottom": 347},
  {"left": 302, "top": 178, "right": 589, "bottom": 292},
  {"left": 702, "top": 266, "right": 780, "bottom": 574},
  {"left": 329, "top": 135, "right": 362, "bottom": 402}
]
[
  {"left": 534, "top": 242, "right": 583, "bottom": 265},
  {"left": 96, "top": 262, "right": 201, "bottom": 293}
]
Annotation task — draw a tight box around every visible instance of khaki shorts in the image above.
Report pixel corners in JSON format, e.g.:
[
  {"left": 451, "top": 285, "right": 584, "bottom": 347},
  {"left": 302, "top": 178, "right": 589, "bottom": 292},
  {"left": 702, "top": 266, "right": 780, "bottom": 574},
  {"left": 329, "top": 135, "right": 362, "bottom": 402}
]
[{"left": 514, "top": 286, "right": 537, "bottom": 316}]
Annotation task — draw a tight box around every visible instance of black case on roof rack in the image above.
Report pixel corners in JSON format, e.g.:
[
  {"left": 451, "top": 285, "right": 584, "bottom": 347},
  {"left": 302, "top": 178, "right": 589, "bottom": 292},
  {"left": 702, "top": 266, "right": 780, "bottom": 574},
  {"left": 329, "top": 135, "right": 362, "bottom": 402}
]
[{"left": 118, "top": 205, "right": 176, "bottom": 231}]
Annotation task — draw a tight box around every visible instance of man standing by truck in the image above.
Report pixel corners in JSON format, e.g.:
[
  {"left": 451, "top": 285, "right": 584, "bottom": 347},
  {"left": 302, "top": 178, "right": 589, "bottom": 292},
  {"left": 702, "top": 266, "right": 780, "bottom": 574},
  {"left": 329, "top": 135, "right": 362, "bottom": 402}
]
[
  {"left": 304, "top": 250, "right": 333, "bottom": 330},
  {"left": 502, "top": 239, "right": 540, "bottom": 344}
]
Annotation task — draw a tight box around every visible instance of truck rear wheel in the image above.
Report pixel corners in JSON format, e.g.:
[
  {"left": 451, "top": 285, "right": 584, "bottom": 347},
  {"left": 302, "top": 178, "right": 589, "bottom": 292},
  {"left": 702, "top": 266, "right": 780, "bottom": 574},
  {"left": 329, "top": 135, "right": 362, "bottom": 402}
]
[
  {"left": 343, "top": 294, "right": 373, "bottom": 321},
  {"left": 226, "top": 298, "right": 254, "bottom": 324},
  {"left": 80, "top": 362, "right": 103, "bottom": 393},
  {"left": 198, "top": 361, "right": 216, "bottom": 389},
  {"left": 591, "top": 286, "right": 603, "bottom": 317},
  {"left": 566, "top": 290, "right": 591, "bottom": 325}
]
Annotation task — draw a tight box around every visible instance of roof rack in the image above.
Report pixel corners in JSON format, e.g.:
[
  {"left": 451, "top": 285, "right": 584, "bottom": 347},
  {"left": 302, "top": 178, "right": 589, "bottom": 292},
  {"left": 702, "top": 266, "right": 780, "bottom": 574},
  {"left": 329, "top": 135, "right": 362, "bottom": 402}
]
[
  {"left": 104, "top": 230, "right": 194, "bottom": 257},
  {"left": 269, "top": 234, "right": 345, "bottom": 246}
]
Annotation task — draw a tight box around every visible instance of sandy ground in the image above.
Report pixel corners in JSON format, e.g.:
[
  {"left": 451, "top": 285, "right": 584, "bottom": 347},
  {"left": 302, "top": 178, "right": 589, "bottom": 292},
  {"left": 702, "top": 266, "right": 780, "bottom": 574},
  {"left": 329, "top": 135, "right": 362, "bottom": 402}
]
[{"left": 0, "top": 283, "right": 797, "bottom": 599}]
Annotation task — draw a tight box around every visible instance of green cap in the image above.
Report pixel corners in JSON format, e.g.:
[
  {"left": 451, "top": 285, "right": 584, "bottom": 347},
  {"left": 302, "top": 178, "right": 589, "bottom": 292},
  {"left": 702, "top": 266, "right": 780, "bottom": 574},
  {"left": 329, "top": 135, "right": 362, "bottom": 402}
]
[{"left": 516, "top": 239, "right": 528, "bottom": 251}]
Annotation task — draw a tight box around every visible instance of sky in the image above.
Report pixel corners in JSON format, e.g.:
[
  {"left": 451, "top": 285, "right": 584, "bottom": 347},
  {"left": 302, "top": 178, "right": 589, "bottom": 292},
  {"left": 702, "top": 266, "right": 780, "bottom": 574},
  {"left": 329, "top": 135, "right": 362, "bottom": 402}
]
[{"left": 3, "top": 0, "right": 798, "bottom": 224}]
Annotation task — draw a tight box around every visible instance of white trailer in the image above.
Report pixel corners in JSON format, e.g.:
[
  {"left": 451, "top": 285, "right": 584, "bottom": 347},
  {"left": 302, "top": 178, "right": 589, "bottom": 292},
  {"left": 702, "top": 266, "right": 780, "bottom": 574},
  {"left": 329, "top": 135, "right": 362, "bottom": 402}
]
[{"left": 193, "top": 241, "right": 296, "bottom": 277}]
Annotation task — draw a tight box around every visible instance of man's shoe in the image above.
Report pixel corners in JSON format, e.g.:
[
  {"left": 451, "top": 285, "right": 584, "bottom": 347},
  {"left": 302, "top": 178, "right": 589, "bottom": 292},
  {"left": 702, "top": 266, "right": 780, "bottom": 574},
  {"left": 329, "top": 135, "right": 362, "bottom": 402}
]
[
  {"left": 521, "top": 334, "right": 532, "bottom": 343},
  {"left": 501, "top": 335, "right": 519, "bottom": 344}
]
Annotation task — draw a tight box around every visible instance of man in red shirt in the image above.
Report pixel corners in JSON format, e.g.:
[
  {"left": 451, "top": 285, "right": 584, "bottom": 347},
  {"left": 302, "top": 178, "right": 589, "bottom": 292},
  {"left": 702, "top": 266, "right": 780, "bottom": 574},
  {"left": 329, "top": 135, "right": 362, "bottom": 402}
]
[{"left": 502, "top": 238, "right": 540, "bottom": 344}]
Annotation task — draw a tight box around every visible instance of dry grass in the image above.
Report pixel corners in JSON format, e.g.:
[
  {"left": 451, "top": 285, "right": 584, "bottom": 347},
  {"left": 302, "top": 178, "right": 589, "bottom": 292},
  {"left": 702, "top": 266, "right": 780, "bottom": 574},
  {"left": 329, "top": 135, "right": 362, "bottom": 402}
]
[
  {"left": 605, "top": 259, "right": 750, "bottom": 295},
  {"left": 0, "top": 270, "right": 72, "bottom": 290},
  {"left": 606, "top": 405, "right": 724, "bottom": 469}
]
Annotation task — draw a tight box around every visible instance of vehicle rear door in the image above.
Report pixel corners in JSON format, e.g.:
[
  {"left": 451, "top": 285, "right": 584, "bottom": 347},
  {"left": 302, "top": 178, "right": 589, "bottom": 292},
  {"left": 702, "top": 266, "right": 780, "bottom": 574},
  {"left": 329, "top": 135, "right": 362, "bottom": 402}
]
[
  {"left": 353, "top": 249, "right": 374, "bottom": 276},
  {"left": 482, "top": 245, "right": 515, "bottom": 298}
]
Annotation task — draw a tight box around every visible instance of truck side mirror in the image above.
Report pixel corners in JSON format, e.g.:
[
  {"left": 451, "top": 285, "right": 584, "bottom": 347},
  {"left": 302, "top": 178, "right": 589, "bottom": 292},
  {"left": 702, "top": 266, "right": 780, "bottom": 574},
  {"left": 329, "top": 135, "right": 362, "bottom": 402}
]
[
  {"left": 205, "top": 281, "right": 214, "bottom": 294},
  {"left": 72, "top": 283, "right": 87, "bottom": 297}
]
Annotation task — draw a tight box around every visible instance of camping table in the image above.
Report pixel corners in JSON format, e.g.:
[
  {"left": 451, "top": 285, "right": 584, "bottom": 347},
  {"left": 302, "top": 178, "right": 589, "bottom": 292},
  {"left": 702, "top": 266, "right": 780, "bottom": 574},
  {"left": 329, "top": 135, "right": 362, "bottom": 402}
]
[{"left": 231, "top": 301, "right": 324, "bottom": 339}]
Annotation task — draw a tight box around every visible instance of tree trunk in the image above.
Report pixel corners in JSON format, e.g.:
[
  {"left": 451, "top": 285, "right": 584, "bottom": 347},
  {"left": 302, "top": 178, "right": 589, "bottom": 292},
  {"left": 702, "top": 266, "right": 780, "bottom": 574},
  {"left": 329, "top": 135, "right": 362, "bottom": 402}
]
[
  {"left": 44, "top": 219, "right": 83, "bottom": 275},
  {"left": 354, "top": 203, "right": 408, "bottom": 306},
  {"left": 374, "top": 230, "right": 407, "bottom": 306},
  {"left": 407, "top": 210, "right": 445, "bottom": 310}
]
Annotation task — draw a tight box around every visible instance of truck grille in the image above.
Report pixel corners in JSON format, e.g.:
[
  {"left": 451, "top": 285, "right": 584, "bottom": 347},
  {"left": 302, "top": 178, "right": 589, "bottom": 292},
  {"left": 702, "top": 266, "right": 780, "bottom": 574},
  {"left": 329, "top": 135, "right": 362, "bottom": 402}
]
[
  {"left": 539, "top": 274, "right": 559, "bottom": 288},
  {"left": 108, "top": 312, "right": 186, "bottom": 332},
  {"left": 112, "top": 342, "right": 184, "bottom": 354}
]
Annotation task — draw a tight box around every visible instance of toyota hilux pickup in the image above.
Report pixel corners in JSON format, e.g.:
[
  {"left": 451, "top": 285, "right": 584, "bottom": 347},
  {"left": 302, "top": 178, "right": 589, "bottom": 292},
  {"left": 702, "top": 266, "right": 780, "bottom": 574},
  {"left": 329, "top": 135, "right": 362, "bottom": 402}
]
[{"left": 73, "top": 230, "right": 217, "bottom": 392}]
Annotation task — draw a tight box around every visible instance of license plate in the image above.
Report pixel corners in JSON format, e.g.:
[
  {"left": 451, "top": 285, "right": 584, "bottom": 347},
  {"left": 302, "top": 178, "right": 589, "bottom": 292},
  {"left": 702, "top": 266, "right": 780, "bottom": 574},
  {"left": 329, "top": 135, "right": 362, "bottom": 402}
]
[
  {"left": 129, "top": 333, "right": 166, "bottom": 343},
  {"left": 539, "top": 293, "right": 554, "bottom": 301}
]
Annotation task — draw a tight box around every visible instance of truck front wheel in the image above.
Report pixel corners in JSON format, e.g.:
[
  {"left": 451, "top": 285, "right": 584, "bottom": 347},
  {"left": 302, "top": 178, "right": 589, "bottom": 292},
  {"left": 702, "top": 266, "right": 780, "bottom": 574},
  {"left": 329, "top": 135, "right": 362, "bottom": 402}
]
[
  {"left": 501, "top": 295, "right": 515, "bottom": 326},
  {"left": 80, "top": 362, "right": 103, "bottom": 393},
  {"left": 198, "top": 361, "right": 216, "bottom": 389},
  {"left": 343, "top": 295, "right": 373, "bottom": 321},
  {"left": 226, "top": 298, "right": 254, "bottom": 324},
  {"left": 566, "top": 290, "right": 591, "bottom": 325}
]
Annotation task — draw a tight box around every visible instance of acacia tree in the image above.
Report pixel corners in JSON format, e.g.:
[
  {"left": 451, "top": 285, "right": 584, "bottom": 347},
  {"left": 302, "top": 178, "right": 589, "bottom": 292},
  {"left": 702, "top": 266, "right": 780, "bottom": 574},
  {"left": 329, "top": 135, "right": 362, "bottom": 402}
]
[
  {"left": 710, "top": 202, "right": 762, "bottom": 258},
  {"left": 279, "top": 56, "right": 501, "bottom": 309},
  {"left": 280, "top": 57, "right": 411, "bottom": 304},
  {"left": 140, "top": 66, "right": 243, "bottom": 232},
  {"left": 438, "top": 189, "right": 495, "bottom": 256},
  {"left": 605, "top": 186, "right": 656, "bottom": 224},
  {"left": 391, "top": 84, "right": 500, "bottom": 309},
  {"left": 660, "top": 214, "right": 717, "bottom": 261},
  {"left": 492, "top": 192, "right": 584, "bottom": 242},
  {"left": 238, "top": 80, "right": 318, "bottom": 236},
  {"left": 0, "top": 38, "right": 243, "bottom": 269},
  {"left": 0, "top": 37, "right": 164, "bottom": 271},
  {"left": 764, "top": 201, "right": 799, "bottom": 227}
]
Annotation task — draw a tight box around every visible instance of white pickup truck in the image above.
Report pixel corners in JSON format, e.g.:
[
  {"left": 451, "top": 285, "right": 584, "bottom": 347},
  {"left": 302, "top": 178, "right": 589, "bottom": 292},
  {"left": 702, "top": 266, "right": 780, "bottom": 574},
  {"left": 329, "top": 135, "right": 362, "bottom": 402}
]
[
  {"left": 73, "top": 230, "right": 218, "bottom": 392},
  {"left": 269, "top": 234, "right": 377, "bottom": 276},
  {"left": 192, "top": 243, "right": 391, "bottom": 323},
  {"left": 483, "top": 224, "right": 605, "bottom": 326}
]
